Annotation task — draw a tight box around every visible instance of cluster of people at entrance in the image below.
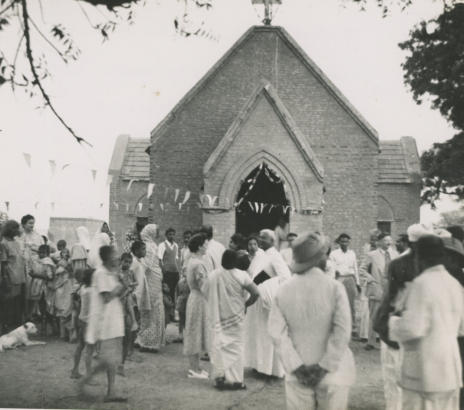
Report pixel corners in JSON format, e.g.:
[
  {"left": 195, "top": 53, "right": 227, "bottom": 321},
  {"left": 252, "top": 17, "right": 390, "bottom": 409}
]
[{"left": 1, "top": 211, "right": 464, "bottom": 410}]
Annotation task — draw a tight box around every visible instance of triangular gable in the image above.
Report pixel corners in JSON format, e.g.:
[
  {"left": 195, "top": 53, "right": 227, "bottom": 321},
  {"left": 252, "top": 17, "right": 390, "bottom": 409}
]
[
  {"left": 150, "top": 25, "right": 378, "bottom": 146},
  {"left": 203, "top": 80, "right": 324, "bottom": 182}
]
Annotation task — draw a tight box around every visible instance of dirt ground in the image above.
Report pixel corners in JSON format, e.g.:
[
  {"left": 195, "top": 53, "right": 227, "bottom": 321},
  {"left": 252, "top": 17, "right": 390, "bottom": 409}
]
[{"left": 0, "top": 324, "right": 385, "bottom": 409}]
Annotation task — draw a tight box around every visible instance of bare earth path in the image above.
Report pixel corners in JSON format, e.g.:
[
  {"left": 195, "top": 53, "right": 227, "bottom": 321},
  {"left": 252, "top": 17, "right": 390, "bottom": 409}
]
[{"left": 0, "top": 325, "right": 384, "bottom": 409}]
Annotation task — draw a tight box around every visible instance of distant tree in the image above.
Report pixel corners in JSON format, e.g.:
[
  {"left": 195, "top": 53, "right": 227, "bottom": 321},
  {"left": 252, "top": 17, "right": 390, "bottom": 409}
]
[{"left": 0, "top": 0, "right": 213, "bottom": 145}]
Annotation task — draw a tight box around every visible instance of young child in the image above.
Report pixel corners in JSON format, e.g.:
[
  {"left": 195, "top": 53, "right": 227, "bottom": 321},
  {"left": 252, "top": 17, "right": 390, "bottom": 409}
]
[
  {"left": 118, "top": 253, "right": 138, "bottom": 375},
  {"left": 30, "top": 245, "right": 56, "bottom": 335},
  {"left": 71, "top": 267, "right": 95, "bottom": 379},
  {"left": 54, "top": 248, "right": 75, "bottom": 341},
  {"left": 163, "top": 282, "right": 175, "bottom": 329},
  {"left": 173, "top": 273, "right": 190, "bottom": 343},
  {"left": 52, "top": 239, "right": 68, "bottom": 263}
]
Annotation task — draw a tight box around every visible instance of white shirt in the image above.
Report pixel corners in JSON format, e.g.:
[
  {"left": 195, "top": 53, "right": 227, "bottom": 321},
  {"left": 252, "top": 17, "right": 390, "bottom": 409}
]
[
  {"left": 280, "top": 248, "right": 292, "bottom": 267},
  {"left": 329, "top": 248, "right": 359, "bottom": 284},
  {"left": 157, "top": 240, "right": 179, "bottom": 261},
  {"left": 264, "top": 247, "right": 291, "bottom": 279},
  {"left": 269, "top": 267, "right": 356, "bottom": 386}
]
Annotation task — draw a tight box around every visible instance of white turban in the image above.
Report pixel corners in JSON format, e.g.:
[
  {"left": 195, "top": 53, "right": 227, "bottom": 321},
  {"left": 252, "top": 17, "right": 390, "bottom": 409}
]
[
  {"left": 260, "top": 229, "right": 276, "bottom": 243},
  {"left": 407, "top": 223, "right": 433, "bottom": 243}
]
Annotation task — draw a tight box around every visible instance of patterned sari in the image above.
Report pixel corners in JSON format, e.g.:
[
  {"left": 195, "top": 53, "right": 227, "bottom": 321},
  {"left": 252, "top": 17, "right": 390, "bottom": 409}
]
[{"left": 136, "top": 224, "right": 165, "bottom": 350}]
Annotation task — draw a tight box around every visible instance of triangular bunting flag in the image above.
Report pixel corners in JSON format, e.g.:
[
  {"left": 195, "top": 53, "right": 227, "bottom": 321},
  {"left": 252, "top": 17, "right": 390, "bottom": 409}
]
[
  {"left": 126, "top": 179, "right": 135, "bottom": 191},
  {"left": 147, "top": 183, "right": 155, "bottom": 198},
  {"left": 113, "top": 202, "right": 119, "bottom": 210},
  {"left": 100, "top": 203, "right": 104, "bottom": 208},
  {"left": 138, "top": 203, "right": 143, "bottom": 212},
  {"left": 160, "top": 203, "right": 164, "bottom": 211},
  {"left": 51, "top": 202, "right": 55, "bottom": 211},
  {"left": 34, "top": 201, "right": 39, "bottom": 210},
  {"left": 49, "top": 160, "right": 56, "bottom": 176},
  {"left": 178, "top": 203, "right": 182, "bottom": 210},
  {"left": 5, "top": 201, "right": 9, "bottom": 211},
  {"left": 91, "top": 169, "right": 97, "bottom": 182},
  {"left": 62, "top": 163, "right": 70, "bottom": 171},
  {"left": 107, "top": 175, "right": 113, "bottom": 186},
  {"left": 174, "top": 189, "right": 180, "bottom": 202},
  {"left": 23, "top": 153, "right": 31, "bottom": 168},
  {"left": 182, "top": 191, "right": 191, "bottom": 205}
]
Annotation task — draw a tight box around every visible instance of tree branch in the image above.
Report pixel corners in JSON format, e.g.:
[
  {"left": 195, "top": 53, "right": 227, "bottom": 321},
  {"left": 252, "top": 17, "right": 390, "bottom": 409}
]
[
  {"left": 29, "top": 16, "right": 68, "bottom": 62},
  {"left": 20, "top": 0, "right": 92, "bottom": 147}
]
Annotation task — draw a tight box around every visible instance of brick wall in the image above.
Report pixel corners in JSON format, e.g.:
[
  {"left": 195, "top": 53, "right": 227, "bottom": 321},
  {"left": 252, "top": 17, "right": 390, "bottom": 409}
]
[
  {"left": 378, "top": 183, "right": 421, "bottom": 240},
  {"left": 148, "top": 28, "right": 386, "bottom": 254},
  {"left": 109, "top": 177, "right": 149, "bottom": 250}
]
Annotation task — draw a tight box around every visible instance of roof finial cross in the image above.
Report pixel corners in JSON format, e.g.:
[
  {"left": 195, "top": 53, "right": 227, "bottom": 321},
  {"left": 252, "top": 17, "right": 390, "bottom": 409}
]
[{"left": 252, "top": 0, "right": 281, "bottom": 26}]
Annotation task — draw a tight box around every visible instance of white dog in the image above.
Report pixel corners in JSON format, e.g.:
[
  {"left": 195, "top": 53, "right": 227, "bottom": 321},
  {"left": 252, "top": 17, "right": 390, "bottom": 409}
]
[{"left": 0, "top": 322, "right": 46, "bottom": 352}]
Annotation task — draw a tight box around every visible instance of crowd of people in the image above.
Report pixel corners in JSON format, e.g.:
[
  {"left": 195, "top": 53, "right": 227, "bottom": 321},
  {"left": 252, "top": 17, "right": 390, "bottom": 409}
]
[{"left": 1, "top": 212, "right": 464, "bottom": 409}]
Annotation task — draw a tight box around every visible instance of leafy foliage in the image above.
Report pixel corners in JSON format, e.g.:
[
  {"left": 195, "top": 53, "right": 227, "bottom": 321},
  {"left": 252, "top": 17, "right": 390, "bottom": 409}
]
[{"left": 395, "top": 4, "right": 464, "bottom": 204}]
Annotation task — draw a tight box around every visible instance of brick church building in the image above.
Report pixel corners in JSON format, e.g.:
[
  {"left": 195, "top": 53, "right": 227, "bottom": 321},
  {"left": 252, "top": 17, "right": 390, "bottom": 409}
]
[{"left": 108, "top": 25, "right": 421, "bottom": 253}]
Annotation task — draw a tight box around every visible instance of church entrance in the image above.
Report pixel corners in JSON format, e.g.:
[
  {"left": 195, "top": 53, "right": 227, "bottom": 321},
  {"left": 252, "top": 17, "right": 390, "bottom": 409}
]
[{"left": 235, "top": 163, "right": 289, "bottom": 237}]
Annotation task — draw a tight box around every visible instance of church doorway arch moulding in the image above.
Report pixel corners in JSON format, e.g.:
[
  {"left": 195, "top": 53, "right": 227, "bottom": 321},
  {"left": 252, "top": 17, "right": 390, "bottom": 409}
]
[{"left": 218, "top": 150, "right": 303, "bottom": 212}]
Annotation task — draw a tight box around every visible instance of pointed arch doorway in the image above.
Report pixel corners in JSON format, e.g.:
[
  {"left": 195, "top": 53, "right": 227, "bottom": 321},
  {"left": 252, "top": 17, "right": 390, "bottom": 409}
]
[{"left": 235, "top": 163, "right": 289, "bottom": 237}]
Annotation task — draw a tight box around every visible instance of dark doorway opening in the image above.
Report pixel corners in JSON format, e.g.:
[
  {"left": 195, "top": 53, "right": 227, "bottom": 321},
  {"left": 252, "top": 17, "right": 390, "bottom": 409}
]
[{"left": 235, "top": 163, "right": 289, "bottom": 237}]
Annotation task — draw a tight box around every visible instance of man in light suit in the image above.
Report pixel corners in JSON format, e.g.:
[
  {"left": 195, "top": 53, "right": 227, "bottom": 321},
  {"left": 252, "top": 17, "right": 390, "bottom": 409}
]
[
  {"left": 360, "top": 232, "right": 393, "bottom": 350},
  {"left": 269, "top": 232, "right": 355, "bottom": 410},
  {"left": 389, "top": 234, "right": 464, "bottom": 410}
]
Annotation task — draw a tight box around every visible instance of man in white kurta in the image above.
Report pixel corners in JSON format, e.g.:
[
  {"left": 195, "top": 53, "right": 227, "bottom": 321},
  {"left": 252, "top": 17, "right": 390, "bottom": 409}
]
[
  {"left": 269, "top": 232, "right": 355, "bottom": 410},
  {"left": 244, "top": 229, "right": 291, "bottom": 377},
  {"left": 389, "top": 234, "right": 464, "bottom": 410},
  {"left": 201, "top": 225, "right": 225, "bottom": 271}
]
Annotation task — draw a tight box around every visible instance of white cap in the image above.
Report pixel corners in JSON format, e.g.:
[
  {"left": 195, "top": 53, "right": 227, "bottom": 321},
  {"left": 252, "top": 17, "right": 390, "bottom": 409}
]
[{"left": 407, "top": 223, "right": 433, "bottom": 242}]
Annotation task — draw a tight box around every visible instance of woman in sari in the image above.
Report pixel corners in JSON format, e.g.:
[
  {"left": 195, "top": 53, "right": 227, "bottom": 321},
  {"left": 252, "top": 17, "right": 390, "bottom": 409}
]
[
  {"left": 206, "top": 250, "right": 260, "bottom": 390},
  {"left": 136, "top": 224, "right": 165, "bottom": 352}
]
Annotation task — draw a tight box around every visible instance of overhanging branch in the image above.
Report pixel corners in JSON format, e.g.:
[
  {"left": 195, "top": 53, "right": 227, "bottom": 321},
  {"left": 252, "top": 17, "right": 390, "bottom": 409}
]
[{"left": 20, "top": 0, "right": 92, "bottom": 146}]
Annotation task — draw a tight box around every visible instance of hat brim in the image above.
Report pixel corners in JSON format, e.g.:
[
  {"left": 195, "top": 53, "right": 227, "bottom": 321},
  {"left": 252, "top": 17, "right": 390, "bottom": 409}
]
[{"left": 290, "top": 252, "right": 324, "bottom": 274}]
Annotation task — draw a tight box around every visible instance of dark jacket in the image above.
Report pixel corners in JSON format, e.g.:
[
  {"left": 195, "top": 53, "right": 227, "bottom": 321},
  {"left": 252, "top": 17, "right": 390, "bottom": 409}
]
[{"left": 373, "top": 251, "right": 417, "bottom": 349}]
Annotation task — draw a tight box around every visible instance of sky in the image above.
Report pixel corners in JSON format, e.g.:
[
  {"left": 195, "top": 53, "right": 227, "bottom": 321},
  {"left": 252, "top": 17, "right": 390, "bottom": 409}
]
[{"left": 0, "top": 0, "right": 461, "bottom": 231}]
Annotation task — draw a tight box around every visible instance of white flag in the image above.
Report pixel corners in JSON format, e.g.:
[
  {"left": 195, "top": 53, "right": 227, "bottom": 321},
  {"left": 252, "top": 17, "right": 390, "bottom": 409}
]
[
  {"left": 147, "top": 183, "right": 155, "bottom": 198},
  {"left": 174, "top": 188, "right": 180, "bottom": 202},
  {"left": 182, "top": 191, "right": 191, "bottom": 205},
  {"left": 138, "top": 203, "right": 143, "bottom": 212},
  {"left": 127, "top": 179, "right": 135, "bottom": 191}
]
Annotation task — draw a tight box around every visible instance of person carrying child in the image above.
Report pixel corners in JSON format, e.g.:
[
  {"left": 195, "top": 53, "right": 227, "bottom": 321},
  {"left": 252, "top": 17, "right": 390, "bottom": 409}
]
[
  {"left": 54, "top": 248, "right": 75, "bottom": 341},
  {"left": 118, "top": 253, "right": 138, "bottom": 375},
  {"left": 29, "top": 245, "right": 56, "bottom": 335},
  {"left": 71, "top": 268, "right": 95, "bottom": 379}
]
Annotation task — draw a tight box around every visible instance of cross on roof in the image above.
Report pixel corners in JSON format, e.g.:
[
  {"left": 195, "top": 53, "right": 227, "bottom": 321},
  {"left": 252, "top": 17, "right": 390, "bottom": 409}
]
[{"left": 251, "top": 0, "right": 282, "bottom": 26}]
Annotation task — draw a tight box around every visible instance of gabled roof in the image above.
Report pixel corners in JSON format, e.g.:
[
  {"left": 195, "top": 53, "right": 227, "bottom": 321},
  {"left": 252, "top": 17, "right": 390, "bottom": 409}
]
[
  {"left": 378, "top": 137, "right": 421, "bottom": 184},
  {"left": 150, "top": 25, "right": 378, "bottom": 146},
  {"left": 120, "top": 138, "right": 150, "bottom": 181},
  {"left": 203, "top": 81, "right": 324, "bottom": 182}
]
